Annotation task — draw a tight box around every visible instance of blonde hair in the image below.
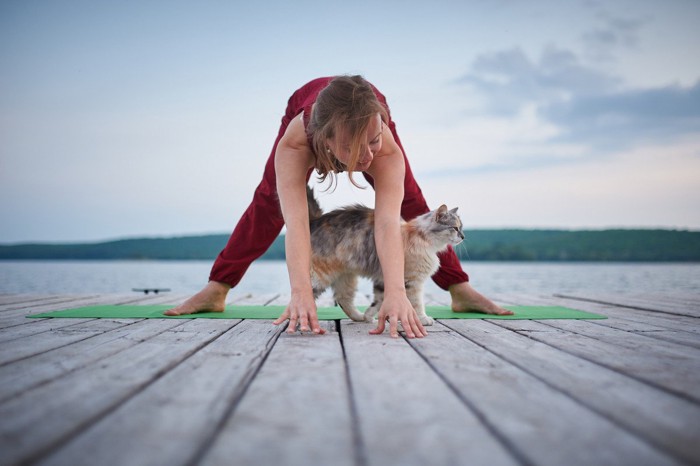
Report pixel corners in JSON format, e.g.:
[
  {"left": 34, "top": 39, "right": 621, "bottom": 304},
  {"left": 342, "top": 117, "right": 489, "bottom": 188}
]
[{"left": 307, "top": 75, "right": 388, "bottom": 188}]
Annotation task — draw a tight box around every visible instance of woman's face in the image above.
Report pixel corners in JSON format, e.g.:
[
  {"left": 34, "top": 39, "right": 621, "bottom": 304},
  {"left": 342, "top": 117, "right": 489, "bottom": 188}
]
[{"left": 328, "top": 113, "right": 383, "bottom": 171}]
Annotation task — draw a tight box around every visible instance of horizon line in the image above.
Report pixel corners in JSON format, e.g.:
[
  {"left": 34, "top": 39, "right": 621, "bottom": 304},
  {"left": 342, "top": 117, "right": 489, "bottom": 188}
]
[{"left": 2, "top": 226, "right": 699, "bottom": 246}]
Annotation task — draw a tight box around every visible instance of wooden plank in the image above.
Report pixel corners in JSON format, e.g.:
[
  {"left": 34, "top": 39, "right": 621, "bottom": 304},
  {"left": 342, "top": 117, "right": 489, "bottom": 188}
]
[
  {"left": 555, "top": 293, "right": 700, "bottom": 318},
  {"left": 269, "top": 292, "right": 334, "bottom": 312},
  {"left": 0, "top": 293, "right": 169, "bottom": 328},
  {"left": 442, "top": 319, "right": 700, "bottom": 465},
  {"left": 39, "top": 320, "right": 286, "bottom": 466},
  {"left": 339, "top": 321, "right": 518, "bottom": 466},
  {"left": 0, "top": 318, "right": 184, "bottom": 404},
  {"left": 0, "top": 294, "right": 67, "bottom": 308},
  {"left": 0, "top": 296, "right": 103, "bottom": 326},
  {"left": 0, "top": 292, "right": 197, "bottom": 400},
  {"left": 233, "top": 292, "right": 281, "bottom": 306},
  {"left": 0, "top": 318, "right": 239, "bottom": 465},
  {"left": 424, "top": 290, "right": 512, "bottom": 308},
  {"left": 421, "top": 291, "right": 442, "bottom": 305},
  {"left": 617, "top": 291, "right": 700, "bottom": 306},
  {"left": 270, "top": 292, "right": 350, "bottom": 308},
  {"left": 0, "top": 290, "right": 170, "bottom": 339},
  {"left": 0, "top": 294, "right": 33, "bottom": 305},
  {"left": 499, "top": 290, "right": 700, "bottom": 346},
  {"left": 0, "top": 294, "right": 102, "bottom": 314},
  {"left": 199, "top": 321, "right": 358, "bottom": 466},
  {"left": 226, "top": 291, "right": 255, "bottom": 302},
  {"left": 263, "top": 294, "right": 292, "bottom": 307},
  {"left": 589, "top": 318, "right": 700, "bottom": 350},
  {"left": 578, "top": 313, "right": 700, "bottom": 350},
  {"left": 633, "top": 292, "right": 700, "bottom": 308},
  {"left": 406, "top": 325, "right": 681, "bottom": 466},
  {"left": 0, "top": 318, "right": 134, "bottom": 366},
  {"left": 0, "top": 316, "right": 97, "bottom": 342},
  {"left": 548, "top": 294, "right": 700, "bottom": 335},
  {"left": 0, "top": 293, "right": 186, "bottom": 366},
  {"left": 498, "top": 292, "right": 700, "bottom": 348},
  {"left": 494, "top": 318, "right": 700, "bottom": 404}
]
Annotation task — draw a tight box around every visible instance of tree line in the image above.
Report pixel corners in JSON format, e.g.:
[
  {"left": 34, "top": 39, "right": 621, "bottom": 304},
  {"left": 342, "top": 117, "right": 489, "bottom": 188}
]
[{"left": 1, "top": 229, "right": 698, "bottom": 262}]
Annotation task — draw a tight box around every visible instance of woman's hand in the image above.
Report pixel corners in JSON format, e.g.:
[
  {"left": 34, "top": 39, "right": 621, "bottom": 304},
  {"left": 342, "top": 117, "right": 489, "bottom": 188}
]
[
  {"left": 369, "top": 292, "right": 427, "bottom": 339},
  {"left": 273, "top": 289, "right": 326, "bottom": 335}
]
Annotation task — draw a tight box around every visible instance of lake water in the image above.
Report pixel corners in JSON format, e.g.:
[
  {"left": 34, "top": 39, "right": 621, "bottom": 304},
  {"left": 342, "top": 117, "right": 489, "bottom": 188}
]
[{"left": 1, "top": 260, "right": 699, "bottom": 299}]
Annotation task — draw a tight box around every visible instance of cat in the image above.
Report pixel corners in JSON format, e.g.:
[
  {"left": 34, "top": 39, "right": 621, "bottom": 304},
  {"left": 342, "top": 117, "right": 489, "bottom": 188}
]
[{"left": 307, "top": 187, "right": 464, "bottom": 326}]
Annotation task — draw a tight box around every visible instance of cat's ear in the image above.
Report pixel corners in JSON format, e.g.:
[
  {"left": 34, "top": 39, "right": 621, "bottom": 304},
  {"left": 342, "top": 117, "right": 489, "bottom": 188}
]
[
  {"left": 449, "top": 207, "right": 458, "bottom": 214},
  {"left": 435, "top": 205, "right": 448, "bottom": 220}
]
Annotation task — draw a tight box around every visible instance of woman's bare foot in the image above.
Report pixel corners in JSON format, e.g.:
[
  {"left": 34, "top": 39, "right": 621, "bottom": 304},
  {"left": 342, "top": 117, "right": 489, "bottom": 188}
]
[
  {"left": 164, "top": 281, "right": 231, "bottom": 316},
  {"left": 449, "top": 282, "right": 513, "bottom": 315}
]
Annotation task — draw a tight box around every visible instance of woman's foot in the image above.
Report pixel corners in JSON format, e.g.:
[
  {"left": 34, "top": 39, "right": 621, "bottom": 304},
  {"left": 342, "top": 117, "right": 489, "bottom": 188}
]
[
  {"left": 449, "top": 282, "right": 513, "bottom": 315},
  {"left": 164, "top": 281, "right": 231, "bottom": 316}
]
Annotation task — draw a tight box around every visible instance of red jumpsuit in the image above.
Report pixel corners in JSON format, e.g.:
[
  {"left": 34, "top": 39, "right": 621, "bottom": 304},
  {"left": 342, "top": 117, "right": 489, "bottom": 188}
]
[{"left": 209, "top": 77, "right": 469, "bottom": 290}]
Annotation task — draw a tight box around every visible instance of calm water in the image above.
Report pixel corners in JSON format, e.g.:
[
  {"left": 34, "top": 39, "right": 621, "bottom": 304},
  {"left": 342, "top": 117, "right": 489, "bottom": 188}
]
[{"left": 1, "top": 260, "right": 699, "bottom": 298}]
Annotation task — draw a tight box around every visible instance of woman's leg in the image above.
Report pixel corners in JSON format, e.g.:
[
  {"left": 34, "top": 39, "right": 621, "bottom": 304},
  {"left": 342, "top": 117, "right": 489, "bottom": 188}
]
[{"left": 208, "top": 152, "right": 285, "bottom": 287}]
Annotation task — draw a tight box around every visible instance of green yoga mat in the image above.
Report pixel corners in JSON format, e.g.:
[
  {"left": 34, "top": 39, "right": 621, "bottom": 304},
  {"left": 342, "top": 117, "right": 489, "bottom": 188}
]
[{"left": 27, "top": 305, "right": 606, "bottom": 320}]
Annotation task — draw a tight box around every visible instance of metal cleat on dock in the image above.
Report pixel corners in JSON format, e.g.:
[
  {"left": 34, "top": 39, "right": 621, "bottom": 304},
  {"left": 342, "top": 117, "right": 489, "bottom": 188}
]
[{"left": 132, "top": 288, "right": 171, "bottom": 295}]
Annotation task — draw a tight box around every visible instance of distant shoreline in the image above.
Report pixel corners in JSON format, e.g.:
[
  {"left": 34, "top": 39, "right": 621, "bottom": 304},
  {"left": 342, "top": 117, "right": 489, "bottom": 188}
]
[
  {"left": 1, "top": 229, "right": 699, "bottom": 262},
  {"left": 2, "top": 259, "right": 699, "bottom": 264}
]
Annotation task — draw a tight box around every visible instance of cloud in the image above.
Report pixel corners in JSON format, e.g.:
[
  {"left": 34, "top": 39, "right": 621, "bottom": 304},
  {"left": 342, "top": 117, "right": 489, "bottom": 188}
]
[
  {"left": 581, "top": 12, "right": 645, "bottom": 61},
  {"left": 460, "top": 46, "right": 621, "bottom": 116},
  {"left": 543, "top": 80, "right": 700, "bottom": 148},
  {"left": 459, "top": 46, "right": 700, "bottom": 150}
]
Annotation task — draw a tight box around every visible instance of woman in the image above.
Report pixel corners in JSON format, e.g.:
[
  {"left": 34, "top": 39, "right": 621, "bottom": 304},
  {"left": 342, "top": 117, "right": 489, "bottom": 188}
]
[{"left": 166, "top": 76, "right": 512, "bottom": 338}]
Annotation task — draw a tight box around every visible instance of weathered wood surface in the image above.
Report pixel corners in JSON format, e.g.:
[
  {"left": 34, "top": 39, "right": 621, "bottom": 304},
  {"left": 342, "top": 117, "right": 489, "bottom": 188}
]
[{"left": 0, "top": 291, "right": 698, "bottom": 466}]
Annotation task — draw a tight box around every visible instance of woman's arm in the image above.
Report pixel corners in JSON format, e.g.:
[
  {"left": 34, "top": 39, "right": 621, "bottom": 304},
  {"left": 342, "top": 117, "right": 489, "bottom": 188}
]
[
  {"left": 272, "top": 114, "right": 325, "bottom": 334},
  {"left": 365, "top": 131, "right": 427, "bottom": 339}
]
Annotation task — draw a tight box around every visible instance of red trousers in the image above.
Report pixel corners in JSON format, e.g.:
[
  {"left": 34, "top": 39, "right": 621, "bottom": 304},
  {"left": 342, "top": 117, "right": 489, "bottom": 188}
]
[{"left": 210, "top": 77, "right": 469, "bottom": 290}]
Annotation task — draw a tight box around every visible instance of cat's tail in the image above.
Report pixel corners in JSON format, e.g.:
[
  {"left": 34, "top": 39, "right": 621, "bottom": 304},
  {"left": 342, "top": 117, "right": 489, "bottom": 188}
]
[{"left": 306, "top": 186, "right": 324, "bottom": 221}]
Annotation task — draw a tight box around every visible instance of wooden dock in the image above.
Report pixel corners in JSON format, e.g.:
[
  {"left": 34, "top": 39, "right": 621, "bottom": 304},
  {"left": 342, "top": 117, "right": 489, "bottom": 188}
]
[{"left": 0, "top": 291, "right": 698, "bottom": 466}]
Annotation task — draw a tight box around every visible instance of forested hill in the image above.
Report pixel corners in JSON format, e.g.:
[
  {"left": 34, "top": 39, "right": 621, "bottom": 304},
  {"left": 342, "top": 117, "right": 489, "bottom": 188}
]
[
  {"left": 460, "top": 229, "right": 700, "bottom": 261},
  {"left": 1, "top": 229, "right": 699, "bottom": 262}
]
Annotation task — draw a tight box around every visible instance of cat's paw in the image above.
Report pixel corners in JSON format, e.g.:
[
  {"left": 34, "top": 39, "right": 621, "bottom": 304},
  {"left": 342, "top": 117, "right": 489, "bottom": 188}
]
[
  {"left": 348, "top": 311, "right": 367, "bottom": 322},
  {"left": 363, "top": 305, "right": 379, "bottom": 322},
  {"left": 419, "top": 315, "right": 435, "bottom": 326},
  {"left": 362, "top": 308, "right": 378, "bottom": 322}
]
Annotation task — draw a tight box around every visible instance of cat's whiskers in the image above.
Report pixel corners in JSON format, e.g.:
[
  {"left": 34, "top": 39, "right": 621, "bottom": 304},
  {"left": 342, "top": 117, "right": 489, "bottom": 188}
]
[{"left": 455, "top": 239, "right": 471, "bottom": 260}]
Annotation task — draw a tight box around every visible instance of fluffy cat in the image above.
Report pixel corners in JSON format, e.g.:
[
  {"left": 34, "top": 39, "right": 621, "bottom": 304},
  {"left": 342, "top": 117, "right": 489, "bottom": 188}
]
[{"left": 307, "top": 187, "right": 464, "bottom": 325}]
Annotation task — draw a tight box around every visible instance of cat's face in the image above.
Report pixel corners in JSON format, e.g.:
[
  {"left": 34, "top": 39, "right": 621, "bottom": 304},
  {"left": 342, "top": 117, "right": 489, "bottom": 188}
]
[{"left": 432, "top": 205, "right": 465, "bottom": 247}]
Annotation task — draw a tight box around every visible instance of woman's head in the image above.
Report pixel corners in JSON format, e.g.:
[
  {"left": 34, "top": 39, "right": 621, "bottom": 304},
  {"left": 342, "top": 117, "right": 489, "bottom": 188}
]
[{"left": 308, "top": 75, "right": 389, "bottom": 186}]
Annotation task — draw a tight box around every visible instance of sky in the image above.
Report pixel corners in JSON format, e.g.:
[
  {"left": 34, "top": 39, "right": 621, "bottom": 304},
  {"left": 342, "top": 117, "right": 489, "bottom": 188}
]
[{"left": 1, "top": 0, "right": 699, "bottom": 243}]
